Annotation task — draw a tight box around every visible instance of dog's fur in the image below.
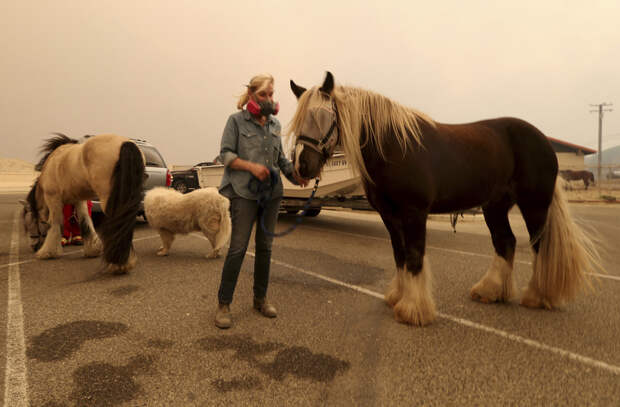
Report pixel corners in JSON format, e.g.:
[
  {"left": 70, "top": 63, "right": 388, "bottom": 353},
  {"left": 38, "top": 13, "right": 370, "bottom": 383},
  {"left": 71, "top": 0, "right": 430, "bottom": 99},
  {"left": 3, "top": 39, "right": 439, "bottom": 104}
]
[{"left": 144, "top": 187, "right": 231, "bottom": 258}]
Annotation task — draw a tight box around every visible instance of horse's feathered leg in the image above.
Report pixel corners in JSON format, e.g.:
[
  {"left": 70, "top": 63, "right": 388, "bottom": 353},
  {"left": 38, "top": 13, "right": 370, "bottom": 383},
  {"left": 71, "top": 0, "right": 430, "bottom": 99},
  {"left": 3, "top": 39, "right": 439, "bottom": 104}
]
[
  {"left": 392, "top": 211, "right": 436, "bottom": 326},
  {"left": 35, "top": 195, "right": 63, "bottom": 259},
  {"left": 471, "top": 197, "right": 516, "bottom": 303},
  {"left": 75, "top": 200, "right": 102, "bottom": 257},
  {"left": 378, "top": 213, "right": 406, "bottom": 308},
  {"left": 520, "top": 182, "right": 601, "bottom": 309}
]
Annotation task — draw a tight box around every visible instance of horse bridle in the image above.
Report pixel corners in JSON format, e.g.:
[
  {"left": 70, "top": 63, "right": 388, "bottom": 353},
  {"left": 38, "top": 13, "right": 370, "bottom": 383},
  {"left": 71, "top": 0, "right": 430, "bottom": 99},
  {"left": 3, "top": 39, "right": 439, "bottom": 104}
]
[
  {"left": 24, "top": 206, "right": 48, "bottom": 241},
  {"left": 295, "top": 102, "right": 340, "bottom": 159}
]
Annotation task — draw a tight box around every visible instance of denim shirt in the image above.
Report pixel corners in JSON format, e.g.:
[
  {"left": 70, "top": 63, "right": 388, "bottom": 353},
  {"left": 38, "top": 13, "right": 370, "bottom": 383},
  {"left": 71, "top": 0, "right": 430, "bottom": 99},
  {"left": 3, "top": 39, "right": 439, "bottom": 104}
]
[{"left": 219, "top": 110, "right": 296, "bottom": 200}]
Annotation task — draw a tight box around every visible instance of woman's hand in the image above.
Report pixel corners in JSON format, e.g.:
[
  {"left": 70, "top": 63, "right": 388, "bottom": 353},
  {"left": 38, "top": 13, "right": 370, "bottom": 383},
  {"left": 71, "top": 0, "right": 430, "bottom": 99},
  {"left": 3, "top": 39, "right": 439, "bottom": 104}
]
[
  {"left": 250, "top": 163, "right": 270, "bottom": 181},
  {"left": 293, "top": 169, "right": 309, "bottom": 187}
]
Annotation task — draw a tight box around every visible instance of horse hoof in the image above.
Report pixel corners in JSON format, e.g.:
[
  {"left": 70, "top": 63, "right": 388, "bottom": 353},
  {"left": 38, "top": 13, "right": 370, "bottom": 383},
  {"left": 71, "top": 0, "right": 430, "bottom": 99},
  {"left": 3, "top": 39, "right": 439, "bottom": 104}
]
[
  {"left": 470, "top": 292, "right": 493, "bottom": 304},
  {"left": 107, "top": 263, "right": 132, "bottom": 275},
  {"left": 520, "top": 288, "right": 553, "bottom": 310},
  {"left": 156, "top": 250, "right": 169, "bottom": 256},
  {"left": 393, "top": 298, "right": 436, "bottom": 326},
  {"left": 83, "top": 246, "right": 102, "bottom": 258},
  {"left": 36, "top": 251, "right": 60, "bottom": 260},
  {"left": 206, "top": 252, "right": 220, "bottom": 259},
  {"left": 470, "top": 290, "right": 496, "bottom": 304}
]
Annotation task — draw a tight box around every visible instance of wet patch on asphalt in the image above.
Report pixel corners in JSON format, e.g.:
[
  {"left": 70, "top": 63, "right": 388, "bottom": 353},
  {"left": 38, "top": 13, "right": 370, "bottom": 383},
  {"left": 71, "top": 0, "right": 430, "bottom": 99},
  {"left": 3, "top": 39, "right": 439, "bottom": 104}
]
[
  {"left": 197, "top": 334, "right": 350, "bottom": 391},
  {"left": 27, "top": 320, "right": 129, "bottom": 362},
  {"left": 146, "top": 338, "right": 175, "bottom": 349},
  {"left": 211, "top": 375, "right": 262, "bottom": 392},
  {"left": 109, "top": 284, "right": 140, "bottom": 297},
  {"left": 69, "top": 354, "right": 156, "bottom": 407}
]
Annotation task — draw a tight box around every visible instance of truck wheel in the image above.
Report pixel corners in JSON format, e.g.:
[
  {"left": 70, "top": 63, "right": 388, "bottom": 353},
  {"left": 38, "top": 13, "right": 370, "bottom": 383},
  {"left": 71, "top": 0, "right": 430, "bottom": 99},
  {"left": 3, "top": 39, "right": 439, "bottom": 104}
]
[
  {"left": 173, "top": 181, "right": 188, "bottom": 194},
  {"left": 91, "top": 212, "right": 106, "bottom": 228},
  {"left": 304, "top": 208, "right": 321, "bottom": 217}
]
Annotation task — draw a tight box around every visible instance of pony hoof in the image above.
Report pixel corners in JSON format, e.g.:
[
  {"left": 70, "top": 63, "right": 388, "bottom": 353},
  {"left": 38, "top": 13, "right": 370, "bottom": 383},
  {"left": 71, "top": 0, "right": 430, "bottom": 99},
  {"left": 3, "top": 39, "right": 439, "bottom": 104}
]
[
  {"left": 470, "top": 292, "right": 493, "bottom": 304},
  {"left": 206, "top": 252, "right": 220, "bottom": 259},
  {"left": 470, "top": 290, "right": 496, "bottom": 304},
  {"left": 107, "top": 264, "right": 132, "bottom": 275},
  {"left": 156, "top": 250, "right": 169, "bottom": 256},
  {"left": 83, "top": 246, "right": 102, "bottom": 258},
  {"left": 36, "top": 251, "right": 60, "bottom": 260}
]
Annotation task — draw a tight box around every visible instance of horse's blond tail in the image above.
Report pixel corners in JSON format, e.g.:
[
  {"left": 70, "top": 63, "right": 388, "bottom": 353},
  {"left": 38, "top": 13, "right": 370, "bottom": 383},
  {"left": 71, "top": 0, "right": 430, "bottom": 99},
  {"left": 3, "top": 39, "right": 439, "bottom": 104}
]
[
  {"left": 529, "top": 182, "right": 603, "bottom": 308},
  {"left": 213, "top": 198, "right": 231, "bottom": 253}
]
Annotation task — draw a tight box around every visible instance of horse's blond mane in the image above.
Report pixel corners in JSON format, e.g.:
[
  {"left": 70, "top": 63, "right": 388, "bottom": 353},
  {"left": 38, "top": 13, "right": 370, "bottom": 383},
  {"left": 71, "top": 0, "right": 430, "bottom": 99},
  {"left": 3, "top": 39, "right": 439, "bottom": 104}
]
[{"left": 287, "top": 85, "right": 435, "bottom": 182}]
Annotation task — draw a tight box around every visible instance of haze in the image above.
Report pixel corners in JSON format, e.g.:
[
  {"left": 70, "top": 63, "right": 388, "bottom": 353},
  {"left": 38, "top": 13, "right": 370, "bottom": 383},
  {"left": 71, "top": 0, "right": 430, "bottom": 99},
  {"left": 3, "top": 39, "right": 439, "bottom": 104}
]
[{"left": 2, "top": 0, "right": 619, "bottom": 166}]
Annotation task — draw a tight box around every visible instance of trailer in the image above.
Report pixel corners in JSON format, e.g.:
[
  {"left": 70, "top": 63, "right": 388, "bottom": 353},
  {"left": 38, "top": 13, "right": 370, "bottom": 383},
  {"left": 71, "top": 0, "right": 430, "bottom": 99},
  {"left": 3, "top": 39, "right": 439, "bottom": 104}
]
[{"left": 195, "top": 153, "right": 372, "bottom": 215}]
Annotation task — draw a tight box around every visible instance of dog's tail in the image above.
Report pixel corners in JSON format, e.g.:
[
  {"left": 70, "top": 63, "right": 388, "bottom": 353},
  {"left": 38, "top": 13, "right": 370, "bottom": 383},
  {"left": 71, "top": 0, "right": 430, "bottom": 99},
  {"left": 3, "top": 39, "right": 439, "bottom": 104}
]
[{"left": 213, "top": 196, "right": 231, "bottom": 253}]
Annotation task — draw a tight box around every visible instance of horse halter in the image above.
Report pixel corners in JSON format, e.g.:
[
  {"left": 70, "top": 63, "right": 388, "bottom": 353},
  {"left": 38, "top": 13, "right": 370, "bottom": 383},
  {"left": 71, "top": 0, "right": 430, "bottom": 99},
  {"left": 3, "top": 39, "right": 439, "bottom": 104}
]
[{"left": 295, "top": 102, "right": 340, "bottom": 159}]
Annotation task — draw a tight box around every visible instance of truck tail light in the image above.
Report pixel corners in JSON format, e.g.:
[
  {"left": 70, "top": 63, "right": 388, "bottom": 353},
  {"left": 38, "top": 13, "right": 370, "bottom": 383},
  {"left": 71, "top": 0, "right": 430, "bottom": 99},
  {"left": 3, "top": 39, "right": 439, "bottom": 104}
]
[{"left": 166, "top": 170, "right": 172, "bottom": 187}]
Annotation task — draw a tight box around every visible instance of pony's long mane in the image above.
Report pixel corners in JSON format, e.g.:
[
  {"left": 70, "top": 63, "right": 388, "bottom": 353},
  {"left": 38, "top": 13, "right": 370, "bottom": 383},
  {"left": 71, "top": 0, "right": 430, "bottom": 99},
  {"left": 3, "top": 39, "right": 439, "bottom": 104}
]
[
  {"left": 288, "top": 86, "right": 435, "bottom": 182},
  {"left": 25, "top": 179, "right": 40, "bottom": 221},
  {"left": 35, "top": 133, "right": 78, "bottom": 171}
]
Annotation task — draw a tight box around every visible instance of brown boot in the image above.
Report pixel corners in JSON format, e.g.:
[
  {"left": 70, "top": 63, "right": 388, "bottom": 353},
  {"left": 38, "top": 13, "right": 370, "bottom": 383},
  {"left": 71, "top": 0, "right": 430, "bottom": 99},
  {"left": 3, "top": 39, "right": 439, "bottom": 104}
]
[
  {"left": 215, "top": 303, "right": 232, "bottom": 329},
  {"left": 253, "top": 297, "right": 277, "bottom": 318}
]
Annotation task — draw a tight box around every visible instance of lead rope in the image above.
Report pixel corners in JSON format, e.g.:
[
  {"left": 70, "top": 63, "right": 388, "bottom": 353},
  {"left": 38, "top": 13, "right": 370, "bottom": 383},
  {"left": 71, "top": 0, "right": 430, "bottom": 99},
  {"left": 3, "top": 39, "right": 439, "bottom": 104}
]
[{"left": 259, "top": 178, "right": 320, "bottom": 238}]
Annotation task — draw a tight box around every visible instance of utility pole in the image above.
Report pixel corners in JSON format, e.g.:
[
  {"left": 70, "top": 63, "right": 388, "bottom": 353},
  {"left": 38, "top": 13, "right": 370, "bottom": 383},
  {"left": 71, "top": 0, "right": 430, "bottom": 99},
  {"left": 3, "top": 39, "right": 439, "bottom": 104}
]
[{"left": 590, "top": 102, "right": 613, "bottom": 193}]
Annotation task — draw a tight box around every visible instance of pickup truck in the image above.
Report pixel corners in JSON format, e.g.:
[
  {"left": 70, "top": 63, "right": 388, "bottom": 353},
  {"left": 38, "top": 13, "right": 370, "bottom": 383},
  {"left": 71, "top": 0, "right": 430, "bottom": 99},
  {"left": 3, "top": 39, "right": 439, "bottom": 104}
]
[
  {"left": 170, "top": 159, "right": 223, "bottom": 194},
  {"left": 195, "top": 153, "right": 371, "bottom": 216}
]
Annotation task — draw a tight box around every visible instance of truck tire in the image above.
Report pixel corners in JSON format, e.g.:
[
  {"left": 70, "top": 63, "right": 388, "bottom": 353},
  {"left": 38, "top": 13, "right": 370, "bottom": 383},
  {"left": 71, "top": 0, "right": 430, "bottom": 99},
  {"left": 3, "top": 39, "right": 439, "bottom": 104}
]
[
  {"left": 173, "top": 180, "right": 188, "bottom": 194},
  {"left": 91, "top": 212, "right": 106, "bottom": 228},
  {"left": 304, "top": 208, "right": 321, "bottom": 217}
]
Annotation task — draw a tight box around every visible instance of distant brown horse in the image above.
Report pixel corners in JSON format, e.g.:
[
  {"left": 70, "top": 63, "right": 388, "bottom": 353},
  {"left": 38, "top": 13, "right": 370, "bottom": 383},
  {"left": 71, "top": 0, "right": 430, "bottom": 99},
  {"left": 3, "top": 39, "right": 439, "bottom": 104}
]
[
  {"left": 289, "top": 72, "right": 602, "bottom": 326},
  {"left": 559, "top": 170, "right": 595, "bottom": 190}
]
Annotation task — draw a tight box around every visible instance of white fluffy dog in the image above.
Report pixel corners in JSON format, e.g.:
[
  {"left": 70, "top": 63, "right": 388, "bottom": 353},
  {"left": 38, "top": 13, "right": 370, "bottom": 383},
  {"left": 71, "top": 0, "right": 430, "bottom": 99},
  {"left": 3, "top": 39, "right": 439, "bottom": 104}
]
[{"left": 144, "top": 187, "right": 231, "bottom": 258}]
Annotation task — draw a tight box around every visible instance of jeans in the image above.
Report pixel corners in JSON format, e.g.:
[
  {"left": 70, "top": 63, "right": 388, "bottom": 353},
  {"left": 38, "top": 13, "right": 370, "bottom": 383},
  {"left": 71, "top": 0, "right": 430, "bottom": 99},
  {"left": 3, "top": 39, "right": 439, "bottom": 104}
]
[{"left": 217, "top": 196, "right": 281, "bottom": 305}]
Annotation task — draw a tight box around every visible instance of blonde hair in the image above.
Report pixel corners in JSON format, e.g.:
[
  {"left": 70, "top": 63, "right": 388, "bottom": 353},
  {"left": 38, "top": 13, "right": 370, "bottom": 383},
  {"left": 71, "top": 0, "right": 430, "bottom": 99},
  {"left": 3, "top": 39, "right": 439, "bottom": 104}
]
[
  {"left": 236, "top": 74, "right": 275, "bottom": 110},
  {"left": 287, "top": 85, "right": 435, "bottom": 183}
]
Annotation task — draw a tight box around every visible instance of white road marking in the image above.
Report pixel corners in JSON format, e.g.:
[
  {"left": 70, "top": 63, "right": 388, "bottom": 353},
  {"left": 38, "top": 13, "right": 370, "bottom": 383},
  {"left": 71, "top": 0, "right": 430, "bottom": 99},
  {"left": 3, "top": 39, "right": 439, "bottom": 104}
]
[
  {"left": 0, "top": 234, "right": 160, "bottom": 270},
  {"left": 191, "top": 232, "right": 620, "bottom": 375},
  {"left": 302, "top": 225, "right": 620, "bottom": 280},
  {"left": 258, "top": 250, "right": 620, "bottom": 376},
  {"left": 0, "top": 232, "right": 160, "bottom": 403},
  {"left": 4, "top": 211, "right": 29, "bottom": 406}
]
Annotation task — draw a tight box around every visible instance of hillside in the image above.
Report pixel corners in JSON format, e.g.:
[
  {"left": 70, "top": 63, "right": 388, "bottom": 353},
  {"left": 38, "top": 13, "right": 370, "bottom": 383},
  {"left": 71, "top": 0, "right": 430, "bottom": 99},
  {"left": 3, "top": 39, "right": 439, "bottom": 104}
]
[
  {"left": 0, "top": 157, "right": 35, "bottom": 172},
  {"left": 585, "top": 145, "right": 620, "bottom": 165}
]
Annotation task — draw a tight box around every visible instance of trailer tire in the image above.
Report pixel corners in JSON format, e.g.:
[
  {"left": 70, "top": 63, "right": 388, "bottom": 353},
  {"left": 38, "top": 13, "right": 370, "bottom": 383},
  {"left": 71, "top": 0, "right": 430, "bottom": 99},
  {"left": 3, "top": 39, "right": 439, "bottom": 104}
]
[
  {"left": 173, "top": 180, "right": 188, "bottom": 194},
  {"left": 304, "top": 208, "right": 321, "bottom": 217}
]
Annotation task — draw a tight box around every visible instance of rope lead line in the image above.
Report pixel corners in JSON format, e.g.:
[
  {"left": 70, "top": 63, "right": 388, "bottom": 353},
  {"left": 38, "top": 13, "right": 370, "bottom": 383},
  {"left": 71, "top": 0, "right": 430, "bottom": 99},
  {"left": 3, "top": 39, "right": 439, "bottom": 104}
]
[{"left": 260, "top": 178, "right": 320, "bottom": 238}]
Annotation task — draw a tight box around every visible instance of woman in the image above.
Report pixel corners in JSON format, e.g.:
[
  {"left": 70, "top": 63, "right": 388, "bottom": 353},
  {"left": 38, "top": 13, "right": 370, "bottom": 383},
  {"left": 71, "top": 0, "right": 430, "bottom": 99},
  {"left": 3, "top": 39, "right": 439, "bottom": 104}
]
[{"left": 215, "top": 74, "right": 308, "bottom": 329}]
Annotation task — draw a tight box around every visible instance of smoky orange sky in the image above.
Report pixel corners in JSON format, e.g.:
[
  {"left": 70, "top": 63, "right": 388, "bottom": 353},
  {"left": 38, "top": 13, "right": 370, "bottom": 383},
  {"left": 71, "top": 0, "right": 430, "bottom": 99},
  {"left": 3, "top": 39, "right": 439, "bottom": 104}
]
[{"left": 2, "top": 0, "right": 619, "bottom": 166}]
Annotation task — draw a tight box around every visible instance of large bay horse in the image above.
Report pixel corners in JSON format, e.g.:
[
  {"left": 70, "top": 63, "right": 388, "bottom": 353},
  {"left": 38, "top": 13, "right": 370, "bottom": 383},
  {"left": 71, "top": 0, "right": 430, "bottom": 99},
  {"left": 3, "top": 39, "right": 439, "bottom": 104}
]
[
  {"left": 21, "top": 134, "right": 145, "bottom": 274},
  {"left": 288, "top": 72, "right": 602, "bottom": 326}
]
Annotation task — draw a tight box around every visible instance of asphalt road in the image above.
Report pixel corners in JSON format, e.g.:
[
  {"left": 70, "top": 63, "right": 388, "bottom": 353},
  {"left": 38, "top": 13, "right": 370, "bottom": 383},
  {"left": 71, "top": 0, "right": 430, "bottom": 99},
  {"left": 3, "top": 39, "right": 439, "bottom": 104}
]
[{"left": 1, "top": 192, "right": 619, "bottom": 406}]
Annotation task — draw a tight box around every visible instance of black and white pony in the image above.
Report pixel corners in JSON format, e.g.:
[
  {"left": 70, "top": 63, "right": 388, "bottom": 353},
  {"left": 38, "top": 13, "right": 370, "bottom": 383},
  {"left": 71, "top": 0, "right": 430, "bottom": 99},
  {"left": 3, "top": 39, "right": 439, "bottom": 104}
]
[{"left": 21, "top": 134, "right": 145, "bottom": 274}]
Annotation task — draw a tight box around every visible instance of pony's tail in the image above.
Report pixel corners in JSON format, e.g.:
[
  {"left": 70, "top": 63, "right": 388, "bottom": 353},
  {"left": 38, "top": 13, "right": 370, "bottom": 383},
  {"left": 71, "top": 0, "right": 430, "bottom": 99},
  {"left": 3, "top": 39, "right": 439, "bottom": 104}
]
[
  {"left": 213, "top": 197, "right": 231, "bottom": 253},
  {"left": 100, "top": 141, "right": 145, "bottom": 266},
  {"left": 526, "top": 181, "right": 603, "bottom": 308}
]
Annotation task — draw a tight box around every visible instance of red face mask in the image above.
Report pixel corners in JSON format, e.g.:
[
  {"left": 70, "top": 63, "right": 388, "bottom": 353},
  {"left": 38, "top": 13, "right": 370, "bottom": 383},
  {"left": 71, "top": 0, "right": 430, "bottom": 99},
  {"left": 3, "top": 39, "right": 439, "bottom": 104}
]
[{"left": 247, "top": 99, "right": 279, "bottom": 116}]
